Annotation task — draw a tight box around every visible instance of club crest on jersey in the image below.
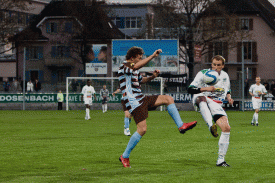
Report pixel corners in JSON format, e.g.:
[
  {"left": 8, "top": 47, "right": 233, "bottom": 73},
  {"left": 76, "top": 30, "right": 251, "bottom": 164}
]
[{"left": 223, "top": 78, "right": 227, "bottom": 82}]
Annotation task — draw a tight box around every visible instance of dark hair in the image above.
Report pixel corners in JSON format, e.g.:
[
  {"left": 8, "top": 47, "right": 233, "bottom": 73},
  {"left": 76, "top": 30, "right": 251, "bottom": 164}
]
[
  {"left": 126, "top": 46, "right": 144, "bottom": 60},
  {"left": 100, "top": 46, "right": 107, "bottom": 53},
  {"left": 211, "top": 55, "right": 225, "bottom": 65}
]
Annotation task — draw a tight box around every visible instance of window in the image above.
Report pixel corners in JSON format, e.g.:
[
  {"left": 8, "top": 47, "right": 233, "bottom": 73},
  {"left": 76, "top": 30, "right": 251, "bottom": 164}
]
[
  {"left": 240, "top": 19, "right": 249, "bottom": 30},
  {"left": 26, "top": 47, "right": 43, "bottom": 60},
  {"left": 112, "top": 17, "right": 141, "bottom": 29},
  {"left": 215, "top": 18, "right": 226, "bottom": 30},
  {"left": 64, "top": 22, "right": 73, "bottom": 33},
  {"left": 214, "top": 42, "right": 223, "bottom": 56},
  {"left": 51, "top": 46, "right": 70, "bottom": 58},
  {"left": 243, "top": 42, "right": 252, "bottom": 61},
  {"left": 125, "top": 17, "right": 141, "bottom": 28},
  {"left": 46, "top": 22, "right": 58, "bottom": 33}
]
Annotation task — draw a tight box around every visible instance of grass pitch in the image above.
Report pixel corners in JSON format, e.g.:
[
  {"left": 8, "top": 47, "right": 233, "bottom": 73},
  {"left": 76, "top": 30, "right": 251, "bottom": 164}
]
[{"left": 0, "top": 110, "right": 274, "bottom": 182}]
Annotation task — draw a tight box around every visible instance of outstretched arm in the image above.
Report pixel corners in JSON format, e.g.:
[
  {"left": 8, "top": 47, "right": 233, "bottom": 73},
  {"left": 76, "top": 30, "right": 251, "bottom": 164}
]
[
  {"left": 140, "top": 70, "right": 160, "bottom": 84},
  {"left": 112, "top": 88, "right": 121, "bottom": 96},
  {"left": 133, "top": 49, "right": 162, "bottom": 70}
]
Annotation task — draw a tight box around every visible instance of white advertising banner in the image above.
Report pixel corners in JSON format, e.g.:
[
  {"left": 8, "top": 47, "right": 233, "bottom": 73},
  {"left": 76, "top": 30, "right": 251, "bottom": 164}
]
[{"left": 86, "top": 63, "right": 107, "bottom": 74}]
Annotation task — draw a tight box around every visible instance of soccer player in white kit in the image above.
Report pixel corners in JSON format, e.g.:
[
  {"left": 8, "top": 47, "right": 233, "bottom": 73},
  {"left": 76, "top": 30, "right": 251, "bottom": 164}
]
[
  {"left": 188, "top": 55, "right": 234, "bottom": 167},
  {"left": 249, "top": 77, "right": 267, "bottom": 126},
  {"left": 81, "top": 80, "right": 96, "bottom": 120}
]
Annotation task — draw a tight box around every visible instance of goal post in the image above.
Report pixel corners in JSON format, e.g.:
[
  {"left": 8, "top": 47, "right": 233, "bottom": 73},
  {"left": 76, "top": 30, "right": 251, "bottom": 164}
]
[{"left": 66, "top": 77, "right": 164, "bottom": 111}]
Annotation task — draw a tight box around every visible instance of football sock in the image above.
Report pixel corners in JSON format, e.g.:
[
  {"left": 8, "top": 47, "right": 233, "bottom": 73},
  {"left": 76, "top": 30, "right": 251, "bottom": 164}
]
[
  {"left": 252, "top": 113, "right": 255, "bottom": 123},
  {"left": 105, "top": 104, "right": 108, "bottom": 112},
  {"left": 102, "top": 105, "right": 104, "bottom": 112},
  {"left": 217, "top": 132, "right": 230, "bottom": 164},
  {"left": 86, "top": 108, "right": 90, "bottom": 118},
  {"left": 124, "top": 117, "right": 130, "bottom": 129},
  {"left": 199, "top": 102, "right": 213, "bottom": 130},
  {"left": 167, "top": 104, "right": 184, "bottom": 128},
  {"left": 122, "top": 131, "right": 142, "bottom": 158},
  {"left": 255, "top": 113, "right": 258, "bottom": 123}
]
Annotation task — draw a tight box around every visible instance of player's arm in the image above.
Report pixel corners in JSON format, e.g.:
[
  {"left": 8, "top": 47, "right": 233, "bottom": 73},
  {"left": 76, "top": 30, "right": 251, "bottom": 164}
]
[
  {"left": 140, "top": 70, "right": 160, "bottom": 84},
  {"left": 249, "top": 86, "right": 254, "bottom": 96},
  {"left": 81, "top": 87, "right": 85, "bottom": 101},
  {"left": 225, "top": 75, "right": 234, "bottom": 105},
  {"left": 112, "top": 88, "right": 120, "bottom": 96},
  {"left": 93, "top": 88, "right": 96, "bottom": 101},
  {"left": 187, "top": 71, "right": 215, "bottom": 94},
  {"left": 133, "top": 49, "right": 162, "bottom": 70}
]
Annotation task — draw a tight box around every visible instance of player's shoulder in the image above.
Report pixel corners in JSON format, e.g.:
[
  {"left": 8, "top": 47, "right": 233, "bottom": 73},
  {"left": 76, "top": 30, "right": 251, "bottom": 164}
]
[
  {"left": 199, "top": 69, "right": 210, "bottom": 74},
  {"left": 220, "top": 70, "right": 229, "bottom": 78}
]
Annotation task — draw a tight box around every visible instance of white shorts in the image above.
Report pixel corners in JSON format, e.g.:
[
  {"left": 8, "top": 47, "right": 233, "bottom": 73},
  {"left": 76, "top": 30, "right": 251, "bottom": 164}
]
[
  {"left": 193, "top": 94, "right": 227, "bottom": 118},
  {"left": 252, "top": 98, "right": 262, "bottom": 110},
  {"left": 84, "top": 98, "right": 93, "bottom": 105}
]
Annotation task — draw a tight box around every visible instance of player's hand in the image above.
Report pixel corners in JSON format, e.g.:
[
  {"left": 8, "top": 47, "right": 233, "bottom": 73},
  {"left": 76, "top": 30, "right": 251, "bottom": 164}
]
[
  {"left": 258, "top": 92, "right": 262, "bottom": 95},
  {"left": 206, "top": 86, "right": 216, "bottom": 92},
  {"left": 153, "top": 49, "right": 162, "bottom": 58},
  {"left": 112, "top": 93, "right": 115, "bottom": 97},
  {"left": 153, "top": 69, "right": 160, "bottom": 78}
]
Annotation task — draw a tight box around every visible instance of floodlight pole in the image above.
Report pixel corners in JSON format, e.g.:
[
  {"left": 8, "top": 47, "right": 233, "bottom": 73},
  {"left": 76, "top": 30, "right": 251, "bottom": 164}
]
[
  {"left": 241, "top": 42, "right": 244, "bottom": 112},
  {"left": 23, "top": 47, "right": 26, "bottom": 110}
]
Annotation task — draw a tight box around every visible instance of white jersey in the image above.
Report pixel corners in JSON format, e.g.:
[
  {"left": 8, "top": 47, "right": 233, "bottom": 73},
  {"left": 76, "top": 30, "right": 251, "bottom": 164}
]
[
  {"left": 249, "top": 84, "right": 267, "bottom": 100},
  {"left": 190, "top": 69, "right": 231, "bottom": 102},
  {"left": 81, "top": 85, "right": 96, "bottom": 99}
]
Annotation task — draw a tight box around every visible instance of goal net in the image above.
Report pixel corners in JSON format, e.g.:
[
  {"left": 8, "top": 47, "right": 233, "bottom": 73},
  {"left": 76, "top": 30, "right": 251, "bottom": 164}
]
[{"left": 66, "top": 77, "right": 164, "bottom": 111}]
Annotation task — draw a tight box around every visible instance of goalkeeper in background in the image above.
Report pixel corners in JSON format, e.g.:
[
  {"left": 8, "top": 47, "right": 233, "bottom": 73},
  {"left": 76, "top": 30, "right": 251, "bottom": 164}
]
[
  {"left": 188, "top": 55, "right": 233, "bottom": 167},
  {"left": 100, "top": 85, "right": 109, "bottom": 113}
]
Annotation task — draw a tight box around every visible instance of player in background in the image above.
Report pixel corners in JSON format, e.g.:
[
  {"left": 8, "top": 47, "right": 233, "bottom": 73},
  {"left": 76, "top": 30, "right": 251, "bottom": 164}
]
[
  {"left": 188, "top": 55, "right": 233, "bottom": 167},
  {"left": 249, "top": 77, "right": 267, "bottom": 126},
  {"left": 113, "top": 88, "right": 131, "bottom": 136},
  {"left": 81, "top": 80, "right": 96, "bottom": 120},
  {"left": 119, "top": 47, "right": 197, "bottom": 168},
  {"left": 100, "top": 85, "right": 109, "bottom": 113}
]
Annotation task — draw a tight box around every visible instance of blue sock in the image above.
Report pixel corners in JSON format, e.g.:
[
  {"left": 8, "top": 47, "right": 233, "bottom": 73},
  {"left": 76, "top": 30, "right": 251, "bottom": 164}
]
[
  {"left": 124, "top": 117, "right": 130, "bottom": 129},
  {"left": 122, "top": 131, "right": 142, "bottom": 158},
  {"left": 167, "top": 104, "right": 184, "bottom": 128}
]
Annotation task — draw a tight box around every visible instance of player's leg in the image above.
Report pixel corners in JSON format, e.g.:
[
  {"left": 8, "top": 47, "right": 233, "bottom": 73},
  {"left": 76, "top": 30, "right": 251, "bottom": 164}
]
[
  {"left": 120, "top": 119, "right": 146, "bottom": 168},
  {"left": 255, "top": 108, "right": 259, "bottom": 126},
  {"left": 124, "top": 110, "right": 131, "bottom": 136},
  {"left": 153, "top": 95, "right": 197, "bottom": 133},
  {"left": 252, "top": 100, "right": 260, "bottom": 126},
  {"left": 85, "top": 104, "right": 90, "bottom": 120},
  {"left": 215, "top": 115, "right": 230, "bottom": 167},
  {"left": 195, "top": 96, "right": 218, "bottom": 137},
  {"left": 207, "top": 100, "right": 230, "bottom": 166}
]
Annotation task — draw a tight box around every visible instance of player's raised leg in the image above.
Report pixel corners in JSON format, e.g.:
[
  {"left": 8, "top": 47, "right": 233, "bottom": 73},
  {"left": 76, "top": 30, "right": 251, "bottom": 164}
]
[
  {"left": 215, "top": 116, "right": 231, "bottom": 167},
  {"left": 196, "top": 96, "right": 218, "bottom": 137},
  {"left": 153, "top": 95, "right": 197, "bottom": 134}
]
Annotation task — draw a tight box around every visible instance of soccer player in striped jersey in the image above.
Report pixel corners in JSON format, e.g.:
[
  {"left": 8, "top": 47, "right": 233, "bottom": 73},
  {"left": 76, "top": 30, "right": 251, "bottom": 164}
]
[
  {"left": 113, "top": 88, "right": 132, "bottom": 136},
  {"left": 249, "top": 77, "right": 267, "bottom": 126},
  {"left": 100, "top": 85, "right": 109, "bottom": 113},
  {"left": 118, "top": 46, "right": 197, "bottom": 168},
  {"left": 188, "top": 55, "right": 233, "bottom": 167}
]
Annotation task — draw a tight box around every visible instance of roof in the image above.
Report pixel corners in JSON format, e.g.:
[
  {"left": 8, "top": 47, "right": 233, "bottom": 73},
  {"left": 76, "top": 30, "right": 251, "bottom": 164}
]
[
  {"left": 11, "top": 1, "right": 127, "bottom": 42},
  {"left": 203, "top": 0, "right": 275, "bottom": 31}
]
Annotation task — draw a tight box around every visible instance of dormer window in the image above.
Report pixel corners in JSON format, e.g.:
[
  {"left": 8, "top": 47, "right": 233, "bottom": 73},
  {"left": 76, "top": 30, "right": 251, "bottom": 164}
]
[{"left": 46, "top": 22, "right": 58, "bottom": 33}]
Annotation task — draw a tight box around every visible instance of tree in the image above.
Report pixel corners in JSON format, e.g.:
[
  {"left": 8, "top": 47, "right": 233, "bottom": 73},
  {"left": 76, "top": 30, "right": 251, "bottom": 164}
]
[
  {"left": 150, "top": 0, "right": 251, "bottom": 80},
  {"left": 0, "top": 0, "right": 32, "bottom": 58}
]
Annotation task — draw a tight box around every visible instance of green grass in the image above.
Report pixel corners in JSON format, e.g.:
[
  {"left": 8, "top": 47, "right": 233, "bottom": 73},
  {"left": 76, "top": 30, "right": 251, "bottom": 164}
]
[{"left": 0, "top": 110, "right": 275, "bottom": 183}]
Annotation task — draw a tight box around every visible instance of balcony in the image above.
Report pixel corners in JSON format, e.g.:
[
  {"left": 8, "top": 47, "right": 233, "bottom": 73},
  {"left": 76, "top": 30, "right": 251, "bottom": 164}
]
[{"left": 45, "top": 58, "right": 75, "bottom": 67}]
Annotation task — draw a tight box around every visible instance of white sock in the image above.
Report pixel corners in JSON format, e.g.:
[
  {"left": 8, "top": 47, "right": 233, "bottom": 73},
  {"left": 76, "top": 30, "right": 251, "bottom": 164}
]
[
  {"left": 252, "top": 113, "right": 255, "bottom": 123},
  {"left": 105, "top": 104, "right": 107, "bottom": 112},
  {"left": 199, "top": 102, "right": 213, "bottom": 130},
  {"left": 217, "top": 132, "right": 230, "bottom": 164},
  {"left": 102, "top": 105, "right": 104, "bottom": 112},
  {"left": 86, "top": 108, "right": 90, "bottom": 118},
  {"left": 255, "top": 113, "right": 258, "bottom": 123}
]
